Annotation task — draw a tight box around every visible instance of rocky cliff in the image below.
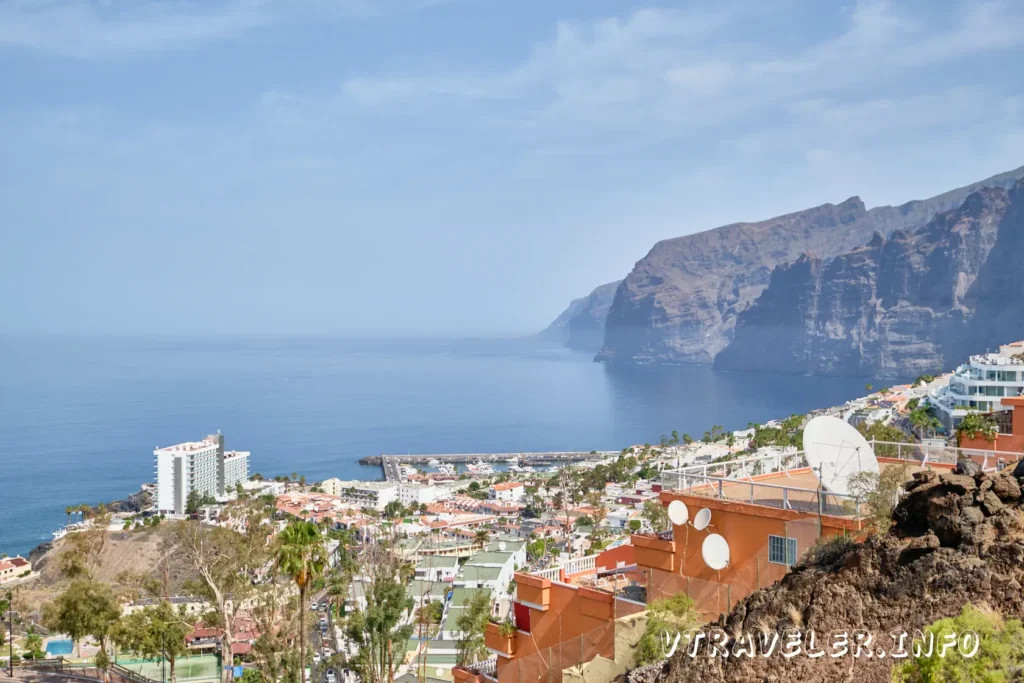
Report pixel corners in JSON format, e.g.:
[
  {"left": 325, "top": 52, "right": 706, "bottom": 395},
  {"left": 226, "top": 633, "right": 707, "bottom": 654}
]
[
  {"left": 593, "top": 165, "right": 1024, "bottom": 365},
  {"left": 629, "top": 462, "right": 1024, "bottom": 683},
  {"left": 540, "top": 280, "right": 621, "bottom": 352},
  {"left": 714, "top": 180, "right": 1024, "bottom": 378}
]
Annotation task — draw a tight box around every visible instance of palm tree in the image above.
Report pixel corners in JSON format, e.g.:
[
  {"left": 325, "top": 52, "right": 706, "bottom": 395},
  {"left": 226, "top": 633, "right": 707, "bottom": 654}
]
[
  {"left": 474, "top": 529, "right": 489, "bottom": 549},
  {"left": 276, "top": 520, "right": 327, "bottom": 683},
  {"left": 65, "top": 506, "right": 72, "bottom": 525}
]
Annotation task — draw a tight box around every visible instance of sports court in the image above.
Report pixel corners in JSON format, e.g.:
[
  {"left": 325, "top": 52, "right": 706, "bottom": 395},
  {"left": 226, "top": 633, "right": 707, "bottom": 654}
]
[{"left": 116, "top": 654, "right": 221, "bottom": 683}]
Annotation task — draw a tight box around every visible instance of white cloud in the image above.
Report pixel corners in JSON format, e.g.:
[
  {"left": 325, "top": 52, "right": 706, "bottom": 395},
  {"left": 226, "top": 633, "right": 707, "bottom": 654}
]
[{"left": 0, "top": 0, "right": 452, "bottom": 58}]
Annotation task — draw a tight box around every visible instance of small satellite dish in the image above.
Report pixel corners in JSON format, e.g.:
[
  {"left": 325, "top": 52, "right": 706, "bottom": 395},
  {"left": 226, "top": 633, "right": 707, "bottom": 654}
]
[
  {"left": 667, "top": 500, "right": 689, "bottom": 526},
  {"left": 804, "top": 416, "right": 879, "bottom": 496},
  {"left": 435, "top": 668, "right": 444, "bottom": 677},
  {"left": 702, "top": 534, "right": 730, "bottom": 570},
  {"left": 498, "top": 541, "right": 507, "bottom": 551},
  {"left": 693, "top": 508, "right": 712, "bottom": 531}
]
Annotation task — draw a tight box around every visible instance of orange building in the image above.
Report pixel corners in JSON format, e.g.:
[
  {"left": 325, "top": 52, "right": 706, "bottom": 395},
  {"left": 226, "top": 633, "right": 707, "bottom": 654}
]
[
  {"left": 455, "top": 451, "right": 958, "bottom": 683},
  {"left": 959, "top": 396, "right": 1024, "bottom": 456}
]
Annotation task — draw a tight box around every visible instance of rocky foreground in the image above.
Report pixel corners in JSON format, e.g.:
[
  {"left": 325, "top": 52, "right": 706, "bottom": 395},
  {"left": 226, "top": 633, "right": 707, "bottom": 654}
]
[{"left": 628, "top": 462, "right": 1024, "bottom": 683}]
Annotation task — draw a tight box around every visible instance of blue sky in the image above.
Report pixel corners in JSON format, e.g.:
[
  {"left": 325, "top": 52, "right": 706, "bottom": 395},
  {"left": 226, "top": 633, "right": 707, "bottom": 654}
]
[{"left": 1, "top": 0, "right": 1023, "bottom": 337}]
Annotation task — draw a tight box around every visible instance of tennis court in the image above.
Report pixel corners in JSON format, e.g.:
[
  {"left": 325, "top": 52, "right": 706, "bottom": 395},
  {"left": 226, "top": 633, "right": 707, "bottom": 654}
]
[{"left": 117, "top": 654, "right": 221, "bottom": 682}]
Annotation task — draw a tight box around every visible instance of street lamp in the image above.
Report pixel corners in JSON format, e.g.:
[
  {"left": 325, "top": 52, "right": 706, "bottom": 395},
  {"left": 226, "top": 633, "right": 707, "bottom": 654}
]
[{"left": 3, "top": 587, "right": 13, "bottom": 677}]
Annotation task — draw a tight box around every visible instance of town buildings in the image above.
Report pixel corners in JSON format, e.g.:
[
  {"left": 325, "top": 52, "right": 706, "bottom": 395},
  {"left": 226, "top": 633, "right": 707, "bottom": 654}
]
[
  {"left": 929, "top": 342, "right": 1024, "bottom": 431},
  {"left": 154, "top": 433, "right": 250, "bottom": 514}
]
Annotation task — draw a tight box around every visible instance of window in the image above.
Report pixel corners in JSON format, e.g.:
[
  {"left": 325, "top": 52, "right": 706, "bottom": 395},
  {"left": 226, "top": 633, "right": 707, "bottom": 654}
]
[{"left": 769, "top": 535, "right": 798, "bottom": 566}]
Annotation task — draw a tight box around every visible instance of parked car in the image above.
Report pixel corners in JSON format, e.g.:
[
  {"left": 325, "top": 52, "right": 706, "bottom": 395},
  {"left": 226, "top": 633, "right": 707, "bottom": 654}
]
[
  {"left": 313, "top": 652, "right": 321, "bottom": 664},
  {"left": 326, "top": 669, "right": 336, "bottom": 683}
]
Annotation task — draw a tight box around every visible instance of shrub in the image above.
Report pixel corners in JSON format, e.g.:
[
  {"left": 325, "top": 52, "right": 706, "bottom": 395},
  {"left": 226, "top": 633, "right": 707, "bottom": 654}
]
[
  {"left": 805, "top": 534, "right": 856, "bottom": 568},
  {"left": 634, "top": 593, "right": 698, "bottom": 666},
  {"left": 893, "top": 604, "right": 1024, "bottom": 682}
]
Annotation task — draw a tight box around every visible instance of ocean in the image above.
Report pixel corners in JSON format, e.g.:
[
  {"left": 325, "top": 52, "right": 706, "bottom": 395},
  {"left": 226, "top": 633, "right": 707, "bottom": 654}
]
[{"left": 0, "top": 336, "right": 884, "bottom": 556}]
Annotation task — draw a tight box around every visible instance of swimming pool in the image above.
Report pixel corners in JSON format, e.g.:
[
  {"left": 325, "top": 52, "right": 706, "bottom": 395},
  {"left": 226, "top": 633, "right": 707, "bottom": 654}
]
[{"left": 45, "top": 640, "right": 74, "bottom": 656}]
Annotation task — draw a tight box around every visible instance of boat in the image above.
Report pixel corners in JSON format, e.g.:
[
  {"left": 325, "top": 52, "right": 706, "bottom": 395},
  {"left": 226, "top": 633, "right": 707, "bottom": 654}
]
[
  {"left": 437, "top": 463, "right": 456, "bottom": 476},
  {"left": 466, "top": 460, "right": 494, "bottom": 475},
  {"left": 427, "top": 458, "right": 442, "bottom": 468}
]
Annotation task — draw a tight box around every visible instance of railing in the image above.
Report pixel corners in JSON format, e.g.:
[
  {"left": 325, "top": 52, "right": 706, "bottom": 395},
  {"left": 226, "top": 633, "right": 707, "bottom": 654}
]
[
  {"left": 463, "top": 656, "right": 497, "bottom": 677},
  {"left": 559, "top": 554, "right": 597, "bottom": 576},
  {"left": 660, "top": 450, "right": 808, "bottom": 489},
  {"left": 531, "top": 567, "right": 561, "bottom": 581},
  {"left": 676, "top": 472, "right": 861, "bottom": 516}
]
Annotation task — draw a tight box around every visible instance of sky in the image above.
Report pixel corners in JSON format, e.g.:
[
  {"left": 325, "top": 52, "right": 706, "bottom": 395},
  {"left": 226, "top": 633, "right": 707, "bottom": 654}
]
[{"left": 1, "top": 0, "right": 1023, "bottom": 338}]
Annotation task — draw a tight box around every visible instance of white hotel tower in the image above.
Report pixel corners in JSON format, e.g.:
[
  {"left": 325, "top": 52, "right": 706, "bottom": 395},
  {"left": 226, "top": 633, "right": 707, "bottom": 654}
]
[
  {"left": 154, "top": 433, "right": 250, "bottom": 514},
  {"left": 929, "top": 342, "right": 1024, "bottom": 432}
]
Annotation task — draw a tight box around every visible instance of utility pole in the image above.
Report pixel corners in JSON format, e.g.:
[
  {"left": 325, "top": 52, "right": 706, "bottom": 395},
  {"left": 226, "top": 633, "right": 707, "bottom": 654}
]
[
  {"left": 4, "top": 588, "right": 13, "bottom": 678},
  {"left": 816, "top": 464, "right": 824, "bottom": 539}
]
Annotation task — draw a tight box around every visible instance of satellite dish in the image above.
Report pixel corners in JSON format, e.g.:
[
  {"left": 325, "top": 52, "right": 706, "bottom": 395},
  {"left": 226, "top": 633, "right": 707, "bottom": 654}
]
[
  {"left": 498, "top": 541, "right": 507, "bottom": 551},
  {"left": 435, "top": 668, "right": 445, "bottom": 677},
  {"left": 804, "top": 416, "right": 879, "bottom": 496},
  {"left": 702, "top": 534, "right": 730, "bottom": 570},
  {"left": 693, "top": 508, "right": 711, "bottom": 531},
  {"left": 667, "top": 500, "right": 689, "bottom": 526}
]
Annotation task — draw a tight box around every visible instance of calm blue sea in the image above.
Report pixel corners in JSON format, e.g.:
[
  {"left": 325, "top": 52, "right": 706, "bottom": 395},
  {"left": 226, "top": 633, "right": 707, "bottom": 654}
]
[{"left": 0, "top": 336, "right": 883, "bottom": 556}]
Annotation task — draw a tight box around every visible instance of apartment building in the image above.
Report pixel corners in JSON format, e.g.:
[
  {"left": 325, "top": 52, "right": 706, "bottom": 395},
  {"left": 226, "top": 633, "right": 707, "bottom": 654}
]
[
  {"left": 488, "top": 481, "right": 525, "bottom": 503},
  {"left": 320, "top": 478, "right": 398, "bottom": 511},
  {"left": 929, "top": 342, "right": 1024, "bottom": 431},
  {"left": 154, "top": 433, "right": 251, "bottom": 514},
  {"left": 399, "top": 482, "right": 450, "bottom": 507}
]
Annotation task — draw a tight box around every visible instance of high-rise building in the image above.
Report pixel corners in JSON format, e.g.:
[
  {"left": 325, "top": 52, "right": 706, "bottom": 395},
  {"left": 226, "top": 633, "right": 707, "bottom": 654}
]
[
  {"left": 154, "top": 433, "right": 251, "bottom": 514},
  {"left": 928, "top": 341, "right": 1024, "bottom": 431}
]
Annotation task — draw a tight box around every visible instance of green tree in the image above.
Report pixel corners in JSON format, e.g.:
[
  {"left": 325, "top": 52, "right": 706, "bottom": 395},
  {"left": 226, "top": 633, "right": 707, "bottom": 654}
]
[
  {"left": 894, "top": 604, "right": 1024, "bottom": 682},
  {"left": 275, "top": 521, "right": 327, "bottom": 683},
  {"left": 24, "top": 629, "right": 44, "bottom": 660},
  {"left": 856, "top": 421, "right": 912, "bottom": 457},
  {"left": 112, "top": 602, "right": 194, "bottom": 683},
  {"left": 848, "top": 463, "right": 909, "bottom": 533},
  {"left": 42, "top": 579, "right": 122, "bottom": 657},
  {"left": 634, "top": 593, "right": 698, "bottom": 666},
  {"left": 682, "top": 434, "right": 694, "bottom": 445},
  {"left": 185, "top": 490, "right": 217, "bottom": 515},
  {"left": 383, "top": 500, "right": 404, "bottom": 520},
  {"left": 345, "top": 540, "right": 414, "bottom": 683},
  {"left": 642, "top": 499, "right": 670, "bottom": 533},
  {"left": 628, "top": 519, "right": 642, "bottom": 533},
  {"left": 455, "top": 590, "right": 491, "bottom": 666},
  {"left": 474, "top": 529, "right": 490, "bottom": 549}
]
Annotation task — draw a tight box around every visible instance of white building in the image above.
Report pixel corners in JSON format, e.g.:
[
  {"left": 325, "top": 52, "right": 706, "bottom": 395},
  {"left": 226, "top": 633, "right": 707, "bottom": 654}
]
[
  {"left": 487, "top": 482, "right": 524, "bottom": 503},
  {"left": 929, "top": 343, "right": 1024, "bottom": 431},
  {"left": 154, "top": 433, "right": 251, "bottom": 515},
  {"left": 398, "top": 482, "right": 450, "bottom": 507},
  {"left": 320, "top": 479, "right": 398, "bottom": 511}
]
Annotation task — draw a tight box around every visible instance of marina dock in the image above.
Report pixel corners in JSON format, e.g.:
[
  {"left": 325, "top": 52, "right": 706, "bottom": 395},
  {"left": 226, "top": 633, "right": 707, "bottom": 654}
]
[{"left": 360, "top": 451, "right": 618, "bottom": 481}]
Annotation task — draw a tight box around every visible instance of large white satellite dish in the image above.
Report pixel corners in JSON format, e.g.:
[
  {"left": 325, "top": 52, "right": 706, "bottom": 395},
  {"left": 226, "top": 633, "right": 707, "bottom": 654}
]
[
  {"left": 803, "top": 416, "right": 879, "bottom": 496},
  {"left": 702, "top": 534, "right": 730, "bottom": 570},
  {"left": 435, "top": 668, "right": 445, "bottom": 677},
  {"left": 693, "top": 508, "right": 712, "bottom": 531},
  {"left": 667, "top": 500, "right": 689, "bottom": 526},
  {"left": 498, "top": 541, "right": 507, "bottom": 551}
]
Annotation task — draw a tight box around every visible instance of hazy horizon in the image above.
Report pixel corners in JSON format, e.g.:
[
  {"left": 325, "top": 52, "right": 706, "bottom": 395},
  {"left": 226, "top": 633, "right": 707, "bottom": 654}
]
[{"left": 2, "top": 0, "right": 1023, "bottom": 337}]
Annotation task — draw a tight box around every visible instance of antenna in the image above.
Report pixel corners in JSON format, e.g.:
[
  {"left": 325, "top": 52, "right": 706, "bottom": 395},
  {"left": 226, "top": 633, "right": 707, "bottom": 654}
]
[
  {"left": 701, "top": 534, "right": 730, "bottom": 570},
  {"left": 667, "top": 500, "right": 688, "bottom": 526},
  {"left": 693, "top": 508, "right": 712, "bottom": 531},
  {"left": 803, "top": 416, "right": 879, "bottom": 498}
]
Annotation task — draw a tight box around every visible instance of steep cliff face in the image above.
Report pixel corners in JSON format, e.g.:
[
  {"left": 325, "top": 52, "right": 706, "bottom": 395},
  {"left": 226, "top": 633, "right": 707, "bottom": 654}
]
[
  {"left": 714, "top": 182, "right": 1024, "bottom": 378},
  {"left": 539, "top": 280, "right": 621, "bottom": 352},
  {"left": 595, "top": 165, "right": 1024, "bottom": 365}
]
